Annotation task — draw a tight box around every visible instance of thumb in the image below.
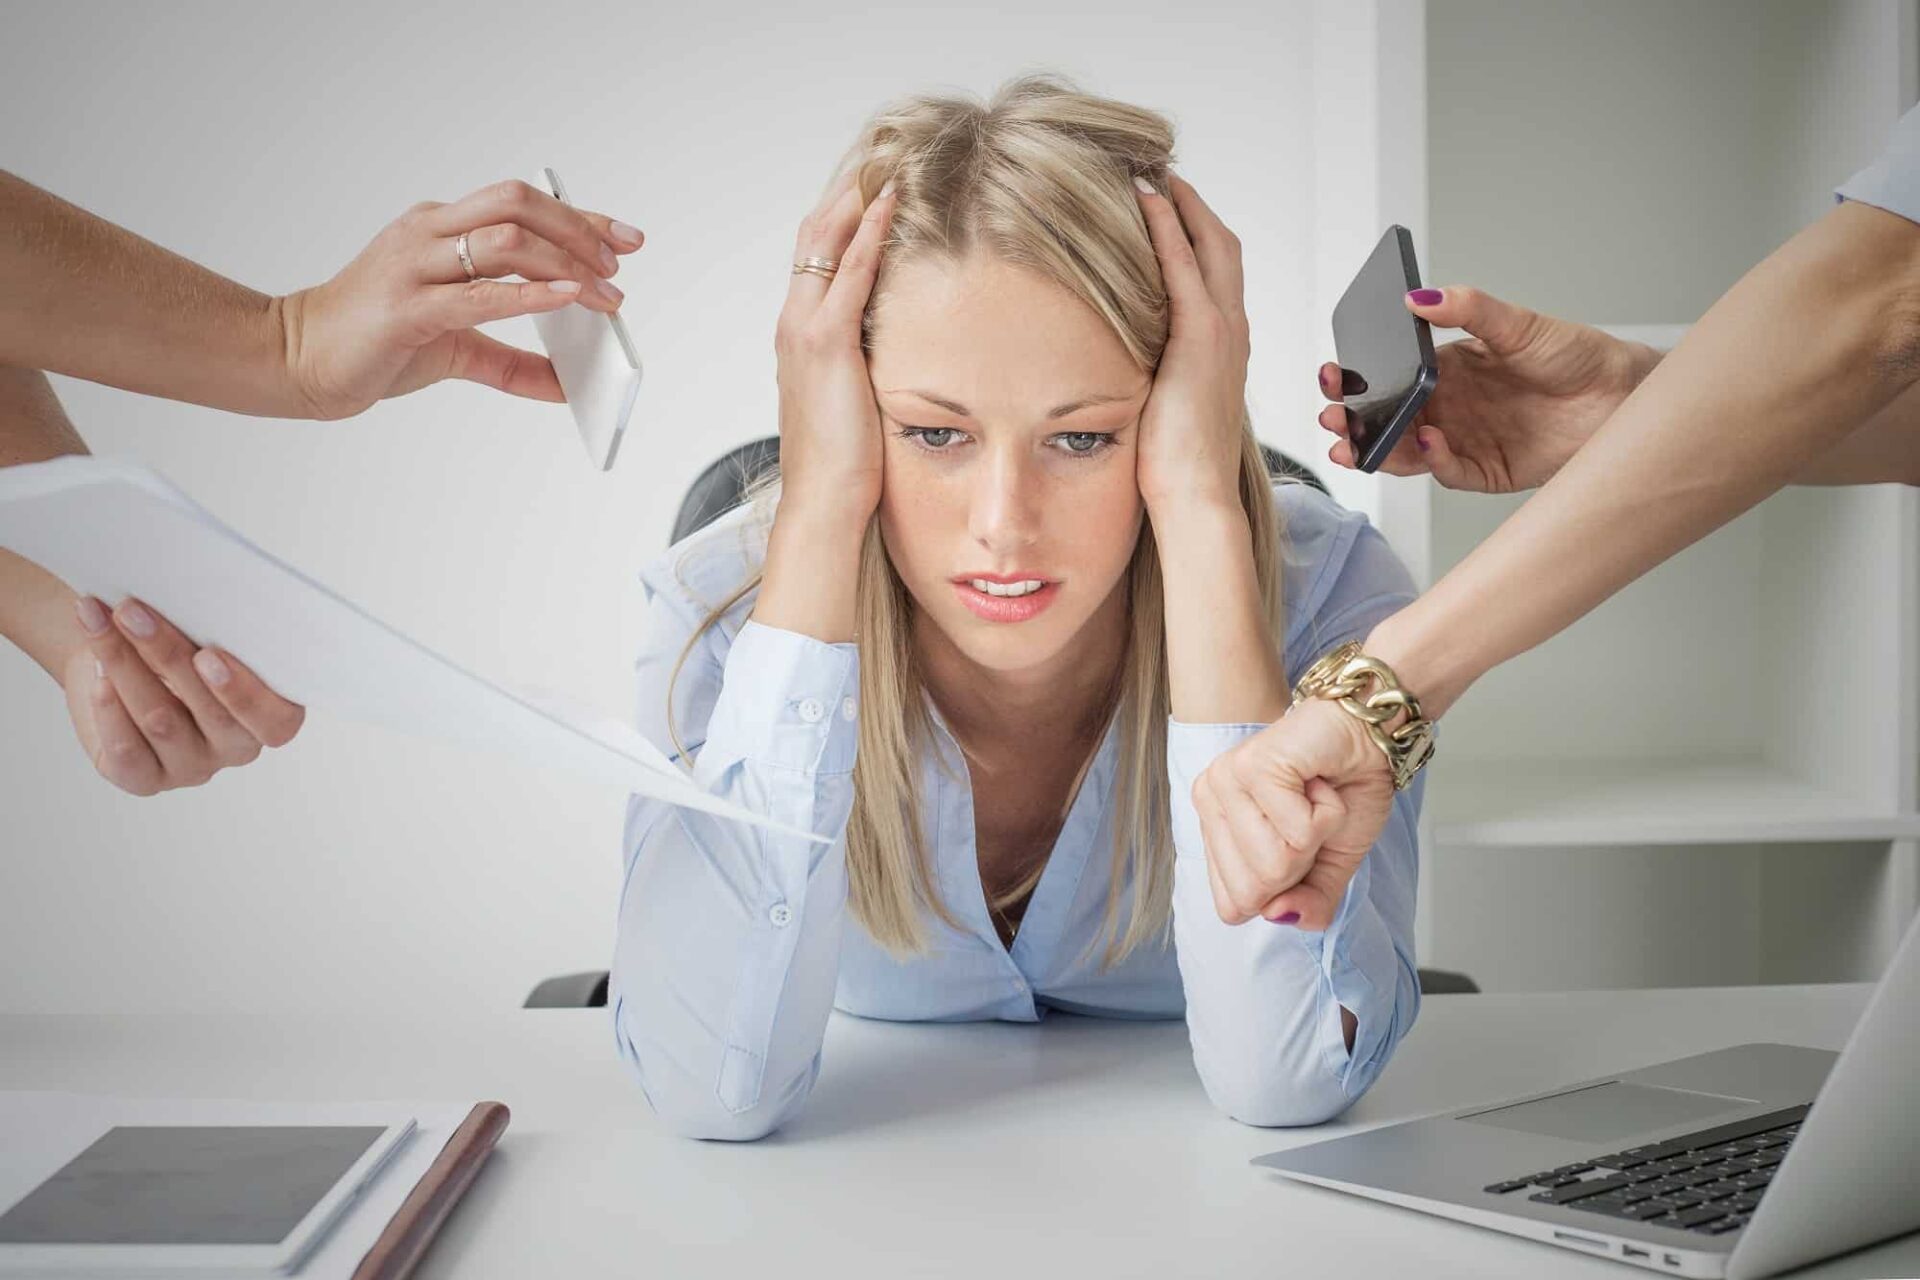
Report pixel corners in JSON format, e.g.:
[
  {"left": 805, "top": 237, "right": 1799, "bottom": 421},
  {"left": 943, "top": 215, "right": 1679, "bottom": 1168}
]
[
  {"left": 449, "top": 330, "right": 565, "bottom": 402},
  {"left": 1406, "top": 285, "right": 1539, "bottom": 358},
  {"left": 1258, "top": 849, "right": 1361, "bottom": 933}
]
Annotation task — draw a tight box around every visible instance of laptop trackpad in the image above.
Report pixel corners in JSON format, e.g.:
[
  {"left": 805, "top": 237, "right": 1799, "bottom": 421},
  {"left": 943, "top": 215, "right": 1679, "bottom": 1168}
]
[{"left": 1457, "top": 1081, "right": 1758, "bottom": 1144}]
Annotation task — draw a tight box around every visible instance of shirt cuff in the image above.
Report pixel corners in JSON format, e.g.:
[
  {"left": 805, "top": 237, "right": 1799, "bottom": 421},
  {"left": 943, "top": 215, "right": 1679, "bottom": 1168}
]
[
  {"left": 699, "top": 620, "right": 860, "bottom": 776},
  {"left": 1166, "top": 719, "right": 1267, "bottom": 862}
]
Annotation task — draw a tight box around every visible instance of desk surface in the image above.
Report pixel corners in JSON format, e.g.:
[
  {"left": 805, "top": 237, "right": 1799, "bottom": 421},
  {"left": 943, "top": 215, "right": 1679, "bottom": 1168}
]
[{"left": 3, "top": 985, "right": 1915, "bottom": 1280}]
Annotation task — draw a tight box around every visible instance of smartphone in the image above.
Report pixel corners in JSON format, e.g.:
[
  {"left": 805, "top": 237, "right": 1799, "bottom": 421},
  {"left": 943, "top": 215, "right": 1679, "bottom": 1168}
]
[
  {"left": 1330, "top": 225, "right": 1437, "bottom": 472},
  {"left": 529, "top": 167, "right": 642, "bottom": 472}
]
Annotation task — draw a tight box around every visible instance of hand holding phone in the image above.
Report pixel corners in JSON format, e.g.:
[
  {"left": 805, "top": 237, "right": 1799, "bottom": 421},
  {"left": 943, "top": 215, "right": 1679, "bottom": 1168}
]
[{"left": 1329, "top": 226, "right": 1437, "bottom": 473}]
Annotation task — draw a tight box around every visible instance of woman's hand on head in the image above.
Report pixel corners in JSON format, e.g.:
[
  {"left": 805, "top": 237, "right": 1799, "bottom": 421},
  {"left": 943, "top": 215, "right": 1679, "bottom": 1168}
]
[
  {"left": 1319, "top": 287, "right": 1662, "bottom": 493},
  {"left": 1133, "top": 175, "right": 1251, "bottom": 517},
  {"left": 771, "top": 174, "right": 898, "bottom": 525},
  {"left": 1190, "top": 696, "right": 1395, "bottom": 931},
  {"left": 276, "top": 179, "right": 644, "bottom": 420},
  {"left": 62, "top": 596, "right": 303, "bottom": 796}
]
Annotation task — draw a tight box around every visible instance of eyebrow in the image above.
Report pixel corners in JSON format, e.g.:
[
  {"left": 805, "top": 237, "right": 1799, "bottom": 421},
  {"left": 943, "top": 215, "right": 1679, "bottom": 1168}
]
[{"left": 885, "top": 388, "right": 1139, "bottom": 420}]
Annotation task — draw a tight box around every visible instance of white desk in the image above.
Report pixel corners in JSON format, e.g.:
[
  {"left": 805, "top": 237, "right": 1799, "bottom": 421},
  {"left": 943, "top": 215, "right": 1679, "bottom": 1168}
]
[{"left": 3, "top": 986, "right": 1914, "bottom": 1279}]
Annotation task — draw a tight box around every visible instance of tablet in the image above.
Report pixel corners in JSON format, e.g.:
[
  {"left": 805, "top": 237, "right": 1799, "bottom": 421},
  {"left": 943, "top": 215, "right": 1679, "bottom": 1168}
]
[
  {"left": 530, "top": 166, "right": 642, "bottom": 471},
  {"left": 0, "top": 1119, "right": 414, "bottom": 1274}
]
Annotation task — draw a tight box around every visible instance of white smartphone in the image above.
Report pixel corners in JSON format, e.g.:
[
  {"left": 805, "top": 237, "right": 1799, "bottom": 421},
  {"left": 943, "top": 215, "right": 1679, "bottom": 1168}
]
[{"left": 530, "top": 167, "right": 641, "bottom": 471}]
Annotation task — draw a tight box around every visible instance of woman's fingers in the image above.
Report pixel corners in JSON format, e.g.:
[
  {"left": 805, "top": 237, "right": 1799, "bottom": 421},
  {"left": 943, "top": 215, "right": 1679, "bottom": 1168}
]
[
  {"left": 85, "top": 605, "right": 212, "bottom": 784},
  {"left": 783, "top": 183, "right": 866, "bottom": 318},
  {"left": 1134, "top": 177, "right": 1214, "bottom": 321},
  {"left": 430, "top": 224, "right": 623, "bottom": 310},
  {"left": 446, "top": 329, "right": 565, "bottom": 402},
  {"left": 411, "top": 278, "right": 586, "bottom": 335},
  {"left": 1192, "top": 771, "right": 1259, "bottom": 924},
  {"left": 818, "top": 184, "right": 898, "bottom": 331},
  {"left": 86, "top": 671, "right": 164, "bottom": 795},
  {"left": 1164, "top": 174, "right": 1244, "bottom": 316},
  {"left": 420, "top": 180, "right": 621, "bottom": 280},
  {"left": 195, "top": 647, "right": 306, "bottom": 749},
  {"left": 108, "top": 599, "right": 260, "bottom": 768}
]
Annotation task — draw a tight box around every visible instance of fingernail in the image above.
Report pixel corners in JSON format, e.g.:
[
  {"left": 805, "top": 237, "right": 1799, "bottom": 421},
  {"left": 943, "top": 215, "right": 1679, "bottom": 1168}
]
[
  {"left": 598, "top": 244, "right": 618, "bottom": 275},
  {"left": 878, "top": 179, "right": 896, "bottom": 198},
  {"left": 118, "top": 602, "right": 155, "bottom": 639},
  {"left": 1416, "top": 431, "right": 1431, "bottom": 453},
  {"left": 1133, "top": 175, "right": 1155, "bottom": 195},
  {"left": 193, "top": 649, "right": 230, "bottom": 687},
  {"left": 93, "top": 658, "right": 105, "bottom": 680},
  {"left": 610, "top": 220, "right": 643, "bottom": 247},
  {"left": 1318, "top": 366, "right": 1331, "bottom": 391},
  {"left": 548, "top": 279, "right": 582, "bottom": 295},
  {"left": 595, "top": 278, "right": 624, "bottom": 305},
  {"left": 1269, "top": 911, "right": 1302, "bottom": 925},
  {"left": 74, "top": 596, "right": 109, "bottom": 636},
  {"left": 1407, "top": 288, "right": 1443, "bottom": 306}
]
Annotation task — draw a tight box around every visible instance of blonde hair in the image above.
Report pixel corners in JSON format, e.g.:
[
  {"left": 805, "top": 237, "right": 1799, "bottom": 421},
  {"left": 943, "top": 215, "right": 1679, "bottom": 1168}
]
[{"left": 668, "top": 75, "right": 1284, "bottom": 964}]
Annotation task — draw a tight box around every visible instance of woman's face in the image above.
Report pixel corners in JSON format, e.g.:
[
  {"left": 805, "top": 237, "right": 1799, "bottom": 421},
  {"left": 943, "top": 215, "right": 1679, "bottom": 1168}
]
[{"left": 868, "top": 253, "right": 1151, "bottom": 677}]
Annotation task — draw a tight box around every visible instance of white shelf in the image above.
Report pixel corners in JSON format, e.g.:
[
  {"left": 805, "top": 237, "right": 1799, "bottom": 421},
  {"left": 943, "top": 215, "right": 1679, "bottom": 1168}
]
[{"left": 1431, "top": 757, "right": 1920, "bottom": 848}]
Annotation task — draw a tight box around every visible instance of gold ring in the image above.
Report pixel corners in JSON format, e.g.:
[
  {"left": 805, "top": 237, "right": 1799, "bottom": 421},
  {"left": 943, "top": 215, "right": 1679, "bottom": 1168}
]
[
  {"left": 455, "top": 232, "right": 478, "bottom": 282},
  {"left": 791, "top": 256, "right": 839, "bottom": 279}
]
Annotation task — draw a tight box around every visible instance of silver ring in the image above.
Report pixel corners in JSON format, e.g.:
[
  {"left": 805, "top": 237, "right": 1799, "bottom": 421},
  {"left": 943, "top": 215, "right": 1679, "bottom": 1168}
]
[
  {"left": 455, "top": 232, "right": 478, "bottom": 282},
  {"left": 791, "top": 256, "right": 839, "bottom": 279}
]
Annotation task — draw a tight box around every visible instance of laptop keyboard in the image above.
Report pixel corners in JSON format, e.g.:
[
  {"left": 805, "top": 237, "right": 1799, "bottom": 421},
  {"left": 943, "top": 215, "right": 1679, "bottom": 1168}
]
[{"left": 1482, "top": 1104, "right": 1810, "bottom": 1237}]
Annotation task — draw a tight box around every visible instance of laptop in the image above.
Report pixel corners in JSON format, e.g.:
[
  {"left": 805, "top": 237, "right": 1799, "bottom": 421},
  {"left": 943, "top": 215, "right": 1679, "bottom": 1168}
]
[{"left": 1253, "top": 909, "right": 1920, "bottom": 1278}]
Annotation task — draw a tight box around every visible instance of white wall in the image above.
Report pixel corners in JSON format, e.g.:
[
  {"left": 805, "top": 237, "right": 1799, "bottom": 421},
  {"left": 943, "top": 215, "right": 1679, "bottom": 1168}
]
[{"left": 0, "top": 0, "right": 1341, "bottom": 1013}]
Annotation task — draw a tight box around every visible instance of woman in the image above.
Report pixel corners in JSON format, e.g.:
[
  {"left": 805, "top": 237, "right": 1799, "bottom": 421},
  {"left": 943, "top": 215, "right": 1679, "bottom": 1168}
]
[{"left": 612, "top": 77, "right": 1424, "bottom": 1140}]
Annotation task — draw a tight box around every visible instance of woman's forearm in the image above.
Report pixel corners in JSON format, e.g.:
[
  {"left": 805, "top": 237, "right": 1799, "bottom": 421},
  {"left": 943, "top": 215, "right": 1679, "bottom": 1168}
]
[
  {"left": 751, "top": 495, "right": 870, "bottom": 644},
  {"left": 0, "top": 171, "right": 298, "bottom": 417},
  {"left": 0, "top": 365, "right": 86, "bottom": 677},
  {"left": 1369, "top": 200, "right": 1920, "bottom": 716},
  {"left": 1153, "top": 494, "right": 1289, "bottom": 724}
]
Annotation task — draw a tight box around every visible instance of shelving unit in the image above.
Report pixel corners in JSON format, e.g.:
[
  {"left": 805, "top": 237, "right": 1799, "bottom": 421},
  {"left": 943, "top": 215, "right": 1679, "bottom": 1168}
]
[{"left": 1313, "top": 0, "right": 1920, "bottom": 991}]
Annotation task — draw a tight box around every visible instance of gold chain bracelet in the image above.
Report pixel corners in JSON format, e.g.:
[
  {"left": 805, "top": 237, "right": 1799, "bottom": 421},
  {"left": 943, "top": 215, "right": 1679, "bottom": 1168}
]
[{"left": 1291, "top": 641, "right": 1437, "bottom": 791}]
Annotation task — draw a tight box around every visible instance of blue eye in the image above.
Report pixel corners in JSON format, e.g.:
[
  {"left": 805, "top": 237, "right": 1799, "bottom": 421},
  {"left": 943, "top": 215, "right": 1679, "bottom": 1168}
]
[
  {"left": 899, "top": 426, "right": 964, "bottom": 450},
  {"left": 1052, "top": 431, "right": 1115, "bottom": 456}
]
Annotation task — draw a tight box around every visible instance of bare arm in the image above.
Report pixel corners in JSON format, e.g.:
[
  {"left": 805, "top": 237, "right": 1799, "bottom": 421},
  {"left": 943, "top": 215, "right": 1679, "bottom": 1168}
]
[
  {"left": 0, "top": 170, "right": 640, "bottom": 421},
  {"left": 1370, "top": 199, "right": 1920, "bottom": 714},
  {"left": 0, "top": 364, "right": 86, "bottom": 676}
]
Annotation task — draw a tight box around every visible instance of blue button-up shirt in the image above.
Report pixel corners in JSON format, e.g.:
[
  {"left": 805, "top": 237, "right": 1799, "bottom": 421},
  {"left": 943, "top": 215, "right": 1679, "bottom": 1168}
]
[{"left": 612, "top": 480, "right": 1423, "bottom": 1140}]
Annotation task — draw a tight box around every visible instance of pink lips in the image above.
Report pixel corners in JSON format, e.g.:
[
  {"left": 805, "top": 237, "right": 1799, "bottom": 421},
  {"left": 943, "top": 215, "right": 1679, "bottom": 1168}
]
[{"left": 950, "top": 575, "right": 1060, "bottom": 623}]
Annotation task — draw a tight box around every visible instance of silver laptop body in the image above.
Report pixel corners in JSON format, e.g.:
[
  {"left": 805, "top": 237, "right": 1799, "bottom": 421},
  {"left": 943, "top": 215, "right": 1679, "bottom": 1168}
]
[{"left": 1252, "top": 910, "right": 1920, "bottom": 1278}]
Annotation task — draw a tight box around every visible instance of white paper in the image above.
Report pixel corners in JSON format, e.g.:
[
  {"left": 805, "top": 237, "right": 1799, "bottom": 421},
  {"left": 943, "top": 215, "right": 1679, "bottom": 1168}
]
[
  {"left": 0, "top": 456, "right": 823, "bottom": 843},
  {"left": 0, "top": 1093, "right": 476, "bottom": 1280}
]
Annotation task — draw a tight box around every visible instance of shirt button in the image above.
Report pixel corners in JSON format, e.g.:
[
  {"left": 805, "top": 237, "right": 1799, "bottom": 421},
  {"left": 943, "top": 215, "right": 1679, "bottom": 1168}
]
[
  {"left": 796, "top": 697, "right": 825, "bottom": 723},
  {"left": 768, "top": 903, "right": 793, "bottom": 928},
  {"left": 840, "top": 696, "right": 857, "bottom": 721}
]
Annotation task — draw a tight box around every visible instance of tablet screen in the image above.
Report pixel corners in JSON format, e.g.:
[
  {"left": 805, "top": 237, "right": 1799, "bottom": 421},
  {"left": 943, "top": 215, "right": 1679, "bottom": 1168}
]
[{"left": 0, "top": 1125, "right": 386, "bottom": 1245}]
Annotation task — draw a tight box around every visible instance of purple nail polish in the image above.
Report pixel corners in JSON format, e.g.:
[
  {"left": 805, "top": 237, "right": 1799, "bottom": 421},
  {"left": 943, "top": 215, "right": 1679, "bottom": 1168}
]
[
  {"left": 1407, "top": 288, "right": 1444, "bottom": 307},
  {"left": 1416, "top": 432, "right": 1431, "bottom": 453},
  {"left": 1270, "top": 911, "right": 1302, "bottom": 925}
]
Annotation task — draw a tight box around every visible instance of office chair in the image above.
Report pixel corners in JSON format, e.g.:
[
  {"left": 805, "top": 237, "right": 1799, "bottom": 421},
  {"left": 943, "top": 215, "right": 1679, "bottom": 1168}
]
[{"left": 526, "top": 437, "right": 1477, "bottom": 1007}]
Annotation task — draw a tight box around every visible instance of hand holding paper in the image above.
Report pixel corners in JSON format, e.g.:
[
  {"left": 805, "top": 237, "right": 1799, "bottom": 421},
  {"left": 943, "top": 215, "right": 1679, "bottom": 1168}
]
[{"left": 0, "top": 456, "right": 825, "bottom": 842}]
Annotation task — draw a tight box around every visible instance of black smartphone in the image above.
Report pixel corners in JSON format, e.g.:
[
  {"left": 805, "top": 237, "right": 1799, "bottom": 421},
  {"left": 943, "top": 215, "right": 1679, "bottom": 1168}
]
[{"left": 1331, "top": 225, "right": 1437, "bottom": 472}]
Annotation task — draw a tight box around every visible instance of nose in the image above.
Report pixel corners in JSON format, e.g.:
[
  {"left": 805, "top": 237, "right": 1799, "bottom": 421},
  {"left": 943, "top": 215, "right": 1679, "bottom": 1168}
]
[{"left": 968, "top": 441, "right": 1043, "bottom": 559}]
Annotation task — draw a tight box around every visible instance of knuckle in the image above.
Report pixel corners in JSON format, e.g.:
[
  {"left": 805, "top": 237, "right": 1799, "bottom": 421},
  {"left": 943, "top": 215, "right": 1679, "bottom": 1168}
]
[
  {"left": 139, "top": 705, "right": 184, "bottom": 743},
  {"left": 490, "top": 222, "right": 527, "bottom": 254},
  {"left": 493, "top": 178, "right": 537, "bottom": 208}
]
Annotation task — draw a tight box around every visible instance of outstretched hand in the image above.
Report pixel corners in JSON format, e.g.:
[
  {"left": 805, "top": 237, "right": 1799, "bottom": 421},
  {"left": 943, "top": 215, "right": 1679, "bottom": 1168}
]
[
  {"left": 279, "top": 179, "right": 645, "bottom": 419},
  {"left": 1319, "top": 286, "right": 1661, "bottom": 493}
]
